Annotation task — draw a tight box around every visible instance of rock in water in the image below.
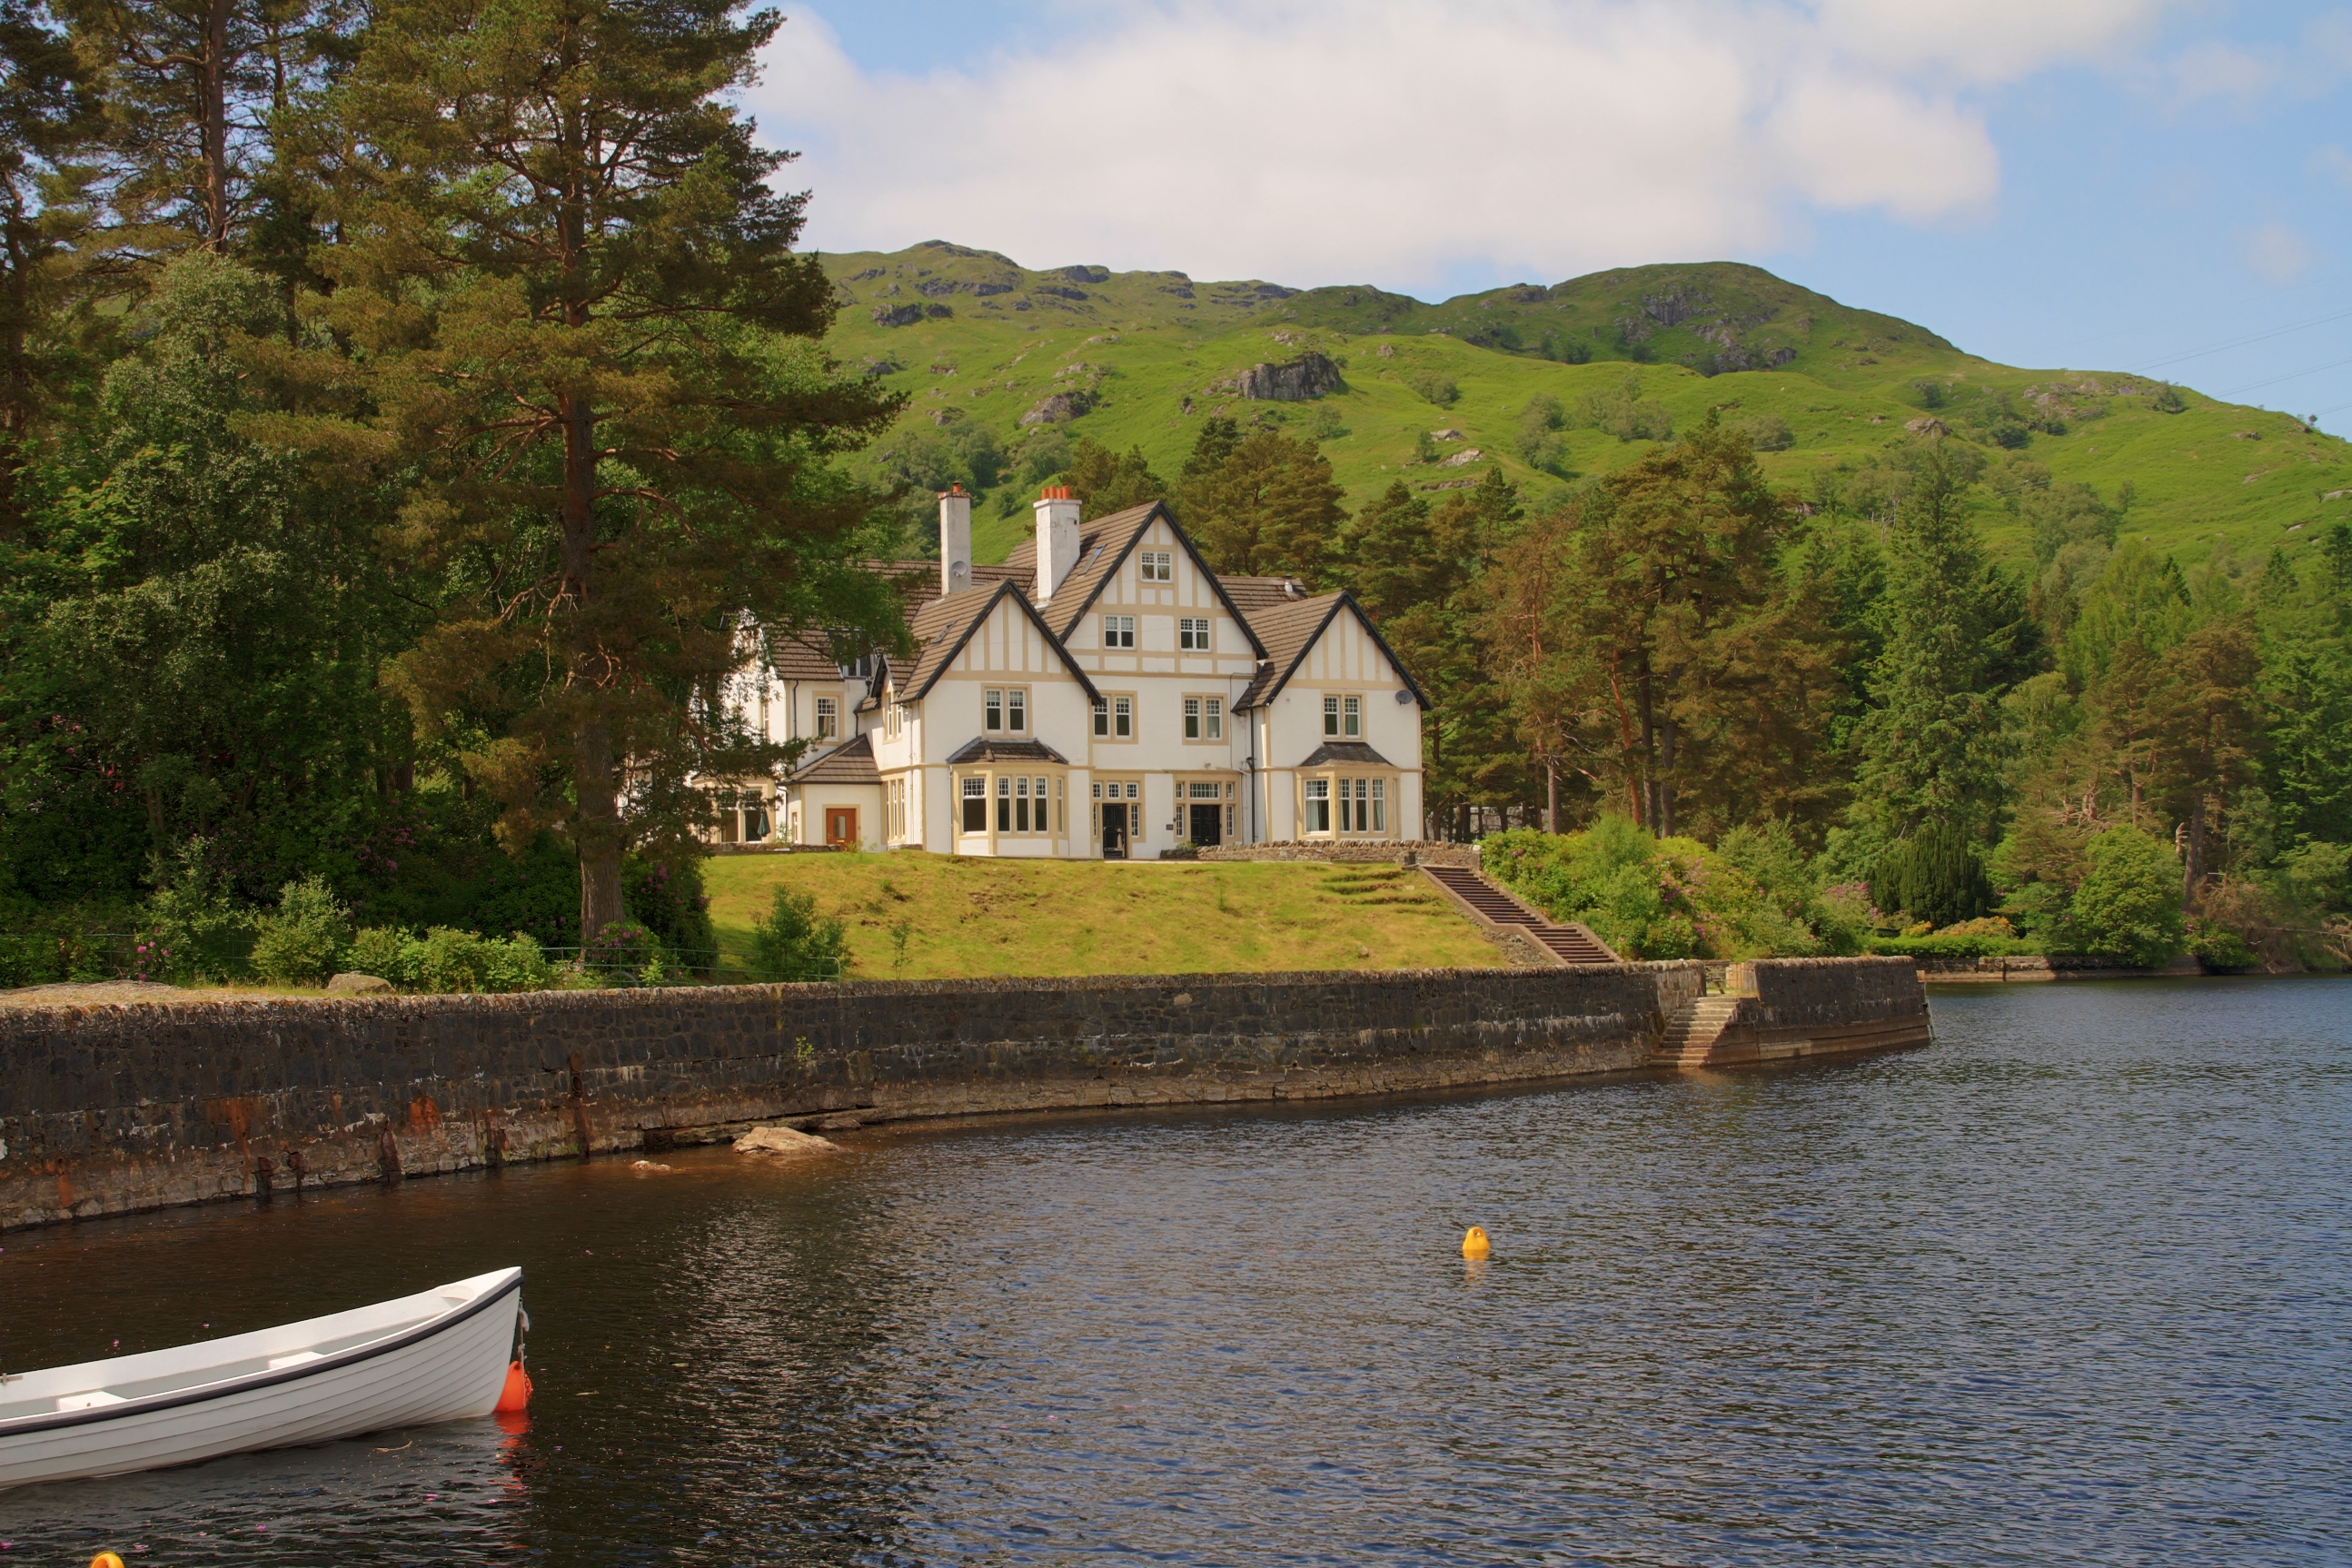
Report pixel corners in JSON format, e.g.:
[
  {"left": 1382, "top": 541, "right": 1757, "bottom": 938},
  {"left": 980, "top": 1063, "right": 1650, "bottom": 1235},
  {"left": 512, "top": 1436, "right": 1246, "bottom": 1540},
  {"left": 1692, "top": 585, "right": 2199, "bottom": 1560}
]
[
  {"left": 326, "top": 973, "right": 393, "bottom": 995},
  {"left": 732, "top": 1125, "right": 840, "bottom": 1157}
]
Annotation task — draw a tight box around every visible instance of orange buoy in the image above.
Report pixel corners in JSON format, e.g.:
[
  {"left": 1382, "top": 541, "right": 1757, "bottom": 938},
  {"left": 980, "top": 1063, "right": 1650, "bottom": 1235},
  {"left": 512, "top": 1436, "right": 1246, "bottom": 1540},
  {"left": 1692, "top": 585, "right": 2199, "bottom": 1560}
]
[
  {"left": 1462, "top": 1225, "right": 1492, "bottom": 1260},
  {"left": 91, "top": 1554, "right": 127, "bottom": 1568},
  {"left": 495, "top": 1359, "right": 532, "bottom": 1413}
]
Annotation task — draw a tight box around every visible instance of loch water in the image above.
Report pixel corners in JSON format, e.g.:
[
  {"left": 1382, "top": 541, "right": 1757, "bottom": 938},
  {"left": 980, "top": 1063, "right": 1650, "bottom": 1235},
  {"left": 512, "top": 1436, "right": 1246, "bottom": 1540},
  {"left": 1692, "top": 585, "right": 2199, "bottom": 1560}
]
[{"left": 1, "top": 977, "right": 2347, "bottom": 1566}]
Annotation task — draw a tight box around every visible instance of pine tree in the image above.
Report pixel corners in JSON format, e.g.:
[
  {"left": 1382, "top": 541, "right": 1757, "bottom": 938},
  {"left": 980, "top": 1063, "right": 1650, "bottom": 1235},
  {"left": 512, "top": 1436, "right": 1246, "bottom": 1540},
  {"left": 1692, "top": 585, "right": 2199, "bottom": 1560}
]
[
  {"left": 1852, "top": 434, "right": 2039, "bottom": 839},
  {"left": 260, "top": 0, "right": 905, "bottom": 938},
  {"left": 1186, "top": 427, "right": 1343, "bottom": 583},
  {"left": 1062, "top": 438, "right": 1164, "bottom": 516}
]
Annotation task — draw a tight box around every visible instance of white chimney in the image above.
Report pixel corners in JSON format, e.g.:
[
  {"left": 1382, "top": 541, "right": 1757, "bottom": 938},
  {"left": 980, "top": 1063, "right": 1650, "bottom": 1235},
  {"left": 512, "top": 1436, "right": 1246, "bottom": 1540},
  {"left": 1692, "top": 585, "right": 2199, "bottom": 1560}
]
[
  {"left": 938, "top": 485, "right": 973, "bottom": 596},
  {"left": 1033, "top": 484, "right": 1082, "bottom": 603}
]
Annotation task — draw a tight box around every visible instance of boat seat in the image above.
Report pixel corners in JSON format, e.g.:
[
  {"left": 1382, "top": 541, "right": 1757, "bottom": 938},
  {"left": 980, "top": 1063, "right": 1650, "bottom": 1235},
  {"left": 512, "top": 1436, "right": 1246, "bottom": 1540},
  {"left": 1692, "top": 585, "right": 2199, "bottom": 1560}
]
[{"left": 55, "top": 1390, "right": 125, "bottom": 1412}]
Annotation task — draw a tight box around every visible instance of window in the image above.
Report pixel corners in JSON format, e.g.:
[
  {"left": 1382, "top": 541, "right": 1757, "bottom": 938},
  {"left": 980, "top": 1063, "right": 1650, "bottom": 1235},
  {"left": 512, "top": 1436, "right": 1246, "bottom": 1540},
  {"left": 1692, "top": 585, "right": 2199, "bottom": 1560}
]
[
  {"left": 1182, "top": 696, "right": 1225, "bottom": 741},
  {"left": 1139, "top": 551, "right": 1173, "bottom": 582},
  {"left": 1346, "top": 778, "right": 1371, "bottom": 832},
  {"left": 1092, "top": 781, "right": 1102, "bottom": 799},
  {"left": 1323, "top": 695, "right": 1338, "bottom": 737},
  {"left": 1016, "top": 775, "right": 1031, "bottom": 833},
  {"left": 984, "top": 687, "right": 1027, "bottom": 733},
  {"left": 1183, "top": 698, "right": 1200, "bottom": 739},
  {"left": 997, "top": 775, "right": 1012, "bottom": 832},
  {"left": 1305, "top": 778, "right": 1331, "bottom": 835},
  {"left": 984, "top": 689, "right": 1002, "bottom": 731},
  {"left": 1178, "top": 617, "right": 1210, "bottom": 651},
  {"left": 816, "top": 696, "right": 839, "bottom": 740},
  {"left": 1345, "top": 695, "right": 1362, "bottom": 738},
  {"left": 1206, "top": 698, "right": 1222, "bottom": 740},
  {"left": 962, "top": 776, "right": 987, "bottom": 833},
  {"left": 1188, "top": 782, "right": 1221, "bottom": 799},
  {"left": 1103, "top": 614, "right": 1136, "bottom": 649},
  {"left": 1098, "top": 694, "right": 1133, "bottom": 739},
  {"left": 1372, "top": 778, "right": 1386, "bottom": 833}
]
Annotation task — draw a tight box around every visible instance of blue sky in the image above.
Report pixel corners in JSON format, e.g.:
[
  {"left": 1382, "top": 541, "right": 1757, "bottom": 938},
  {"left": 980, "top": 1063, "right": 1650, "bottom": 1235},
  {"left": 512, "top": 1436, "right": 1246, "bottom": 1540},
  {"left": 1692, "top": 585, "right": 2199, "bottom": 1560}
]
[{"left": 749, "top": 2, "right": 2352, "bottom": 431}]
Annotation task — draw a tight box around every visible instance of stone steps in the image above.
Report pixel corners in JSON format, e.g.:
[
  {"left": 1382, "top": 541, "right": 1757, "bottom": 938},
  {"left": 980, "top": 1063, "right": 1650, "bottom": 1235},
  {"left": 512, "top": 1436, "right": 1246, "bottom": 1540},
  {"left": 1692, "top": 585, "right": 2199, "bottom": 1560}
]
[
  {"left": 1419, "top": 866, "right": 1621, "bottom": 966},
  {"left": 1653, "top": 996, "right": 1743, "bottom": 1067}
]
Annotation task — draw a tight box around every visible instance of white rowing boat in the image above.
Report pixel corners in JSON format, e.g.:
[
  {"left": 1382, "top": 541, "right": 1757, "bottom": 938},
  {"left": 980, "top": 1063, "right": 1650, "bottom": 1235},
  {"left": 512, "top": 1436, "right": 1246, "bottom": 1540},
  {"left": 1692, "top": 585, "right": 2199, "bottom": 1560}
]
[{"left": 0, "top": 1267, "right": 524, "bottom": 1490}]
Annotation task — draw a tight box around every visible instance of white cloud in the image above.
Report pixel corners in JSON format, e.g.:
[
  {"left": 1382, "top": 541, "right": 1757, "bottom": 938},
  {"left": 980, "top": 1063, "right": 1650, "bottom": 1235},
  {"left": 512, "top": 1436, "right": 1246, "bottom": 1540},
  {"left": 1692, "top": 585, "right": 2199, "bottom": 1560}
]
[
  {"left": 749, "top": 0, "right": 2166, "bottom": 292},
  {"left": 2244, "top": 223, "right": 2315, "bottom": 286}
]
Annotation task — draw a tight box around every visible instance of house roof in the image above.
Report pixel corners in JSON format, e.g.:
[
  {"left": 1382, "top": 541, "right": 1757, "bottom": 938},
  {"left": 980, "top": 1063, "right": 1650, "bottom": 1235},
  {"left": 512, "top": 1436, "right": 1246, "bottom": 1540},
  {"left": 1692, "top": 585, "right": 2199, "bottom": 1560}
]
[
  {"left": 1216, "top": 573, "right": 1311, "bottom": 619},
  {"left": 947, "top": 736, "right": 1070, "bottom": 766},
  {"left": 788, "top": 730, "right": 878, "bottom": 785},
  {"left": 763, "top": 628, "right": 848, "bottom": 682},
  {"left": 1002, "top": 501, "right": 1271, "bottom": 658},
  {"left": 899, "top": 578, "right": 1100, "bottom": 703},
  {"left": 1236, "top": 590, "right": 1431, "bottom": 711},
  {"left": 1296, "top": 740, "right": 1395, "bottom": 768}
]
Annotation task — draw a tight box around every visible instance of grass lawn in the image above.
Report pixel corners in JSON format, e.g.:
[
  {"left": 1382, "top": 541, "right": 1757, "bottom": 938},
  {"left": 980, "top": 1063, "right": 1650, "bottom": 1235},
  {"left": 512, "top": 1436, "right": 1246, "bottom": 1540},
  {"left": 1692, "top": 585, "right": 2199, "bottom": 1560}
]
[{"left": 700, "top": 851, "right": 1505, "bottom": 981}]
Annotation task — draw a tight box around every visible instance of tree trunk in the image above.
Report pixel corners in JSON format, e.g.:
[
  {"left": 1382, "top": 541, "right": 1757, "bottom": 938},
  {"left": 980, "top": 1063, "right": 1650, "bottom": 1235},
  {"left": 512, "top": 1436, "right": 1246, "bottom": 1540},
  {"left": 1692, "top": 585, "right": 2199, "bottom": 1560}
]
[
  {"left": 1545, "top": 759, "right": 1558, "bottom": 835},
  {"left": 2185, "top": 793, "right": 2208, "bottom": 906},
  {"left": 1657, "top": 719, "right": 1678, "bottom": 838},
  {"left": 203, "top": 0, "right": 232, "bottom": 249}
]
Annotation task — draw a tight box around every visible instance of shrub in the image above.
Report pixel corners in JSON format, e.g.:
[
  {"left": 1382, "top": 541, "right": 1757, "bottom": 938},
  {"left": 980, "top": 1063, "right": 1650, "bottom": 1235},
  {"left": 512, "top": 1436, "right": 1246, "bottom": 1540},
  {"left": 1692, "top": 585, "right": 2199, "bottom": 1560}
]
[
  {"left": 1739, "top": 412, "right": 1795, "bottom": 452},
  {"left": 346, "top": 925, "right": 418, "bottom": 987},
  {"left": 143, "top": 838, "right": 255, "bottom": 982},
  {"left": 583, "top": 920, "right": 672, "bottom": 986},
  {"left": 1405, "top": 369, "right": 1457, "bottom": 407},
  {"left": 2060, "top": 826, "right": 2184, "bottom": 966},
  {"left": 625, "top": 855, "right": 716, "bottom": 975},
  {"left": 250, "top": 875, "right": 352, "bottom": 986},
  {"left": 342, "top": 925, "right": 556, "bottom": 992},
  {"left": 1864, "top": 930, "right": 2039, "bottom": 959},
  {"left": 749, "top": 887, "right": 851, "bottom": 980},
  {"left": 1871, "top": 821, "right": 1993, "bottom": 928},
  {"left": 1485, "top": 819, "right": 1776, "bottom": 960}
]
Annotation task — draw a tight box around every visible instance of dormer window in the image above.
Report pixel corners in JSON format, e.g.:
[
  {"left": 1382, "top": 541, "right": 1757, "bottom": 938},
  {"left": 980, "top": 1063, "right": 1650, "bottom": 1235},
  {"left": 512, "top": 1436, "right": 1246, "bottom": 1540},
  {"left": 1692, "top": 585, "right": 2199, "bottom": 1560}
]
[{"left": 1139, "top": 551, "right": 1173, "bottom": 583}]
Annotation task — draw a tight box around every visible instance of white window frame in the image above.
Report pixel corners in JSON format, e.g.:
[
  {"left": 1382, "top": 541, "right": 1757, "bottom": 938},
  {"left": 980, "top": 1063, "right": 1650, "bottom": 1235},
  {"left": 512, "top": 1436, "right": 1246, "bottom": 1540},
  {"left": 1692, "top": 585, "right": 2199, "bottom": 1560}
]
[
  {"left": 1181, "top": 694, "right": 1224, "bottom": 742},
  {"left": 1139, "top": 551, "right": 1173, "bottom": 582},
  {"left": 1098, "top": 692, "right": 1135, "bottom": 741},
  {"left": 816, "top": 696, "right": 839, "bottom": 741},
  {"left": 984, "top": 688, "right": 1003, "bottom": 732},
  {"left": 1304, "top": 778, "right": 1331, "bottom": 835},
  {"left": 1178, "top": 616, "right": 1211, "bottom": 651},
  {"left": 960, "top": 775, "right": 987, "bottom": 834},
  {"left": 1345, "top": 695, "right": 1362, "bottom": 738},
  {"left": 1103, "top": 614, "right": 1136, "bottom": 650}
]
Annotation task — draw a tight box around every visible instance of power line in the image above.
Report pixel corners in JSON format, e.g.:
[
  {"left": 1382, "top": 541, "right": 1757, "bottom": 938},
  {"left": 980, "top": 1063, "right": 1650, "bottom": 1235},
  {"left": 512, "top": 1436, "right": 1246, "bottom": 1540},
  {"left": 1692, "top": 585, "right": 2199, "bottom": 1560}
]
[
  {"left": 2137, "top": 305, "right": 2352, "bottom": 373},
  {"left": 2222, "top": 352, "right": 2352, "bottom": 396}
]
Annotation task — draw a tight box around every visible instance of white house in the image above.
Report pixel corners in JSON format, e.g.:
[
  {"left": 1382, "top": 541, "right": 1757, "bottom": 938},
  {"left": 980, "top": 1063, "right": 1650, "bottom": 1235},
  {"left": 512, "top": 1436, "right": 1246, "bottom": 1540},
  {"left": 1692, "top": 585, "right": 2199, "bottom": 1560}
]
[{"left": 704, "top": 485, "right": 1426, "bottom": 858}]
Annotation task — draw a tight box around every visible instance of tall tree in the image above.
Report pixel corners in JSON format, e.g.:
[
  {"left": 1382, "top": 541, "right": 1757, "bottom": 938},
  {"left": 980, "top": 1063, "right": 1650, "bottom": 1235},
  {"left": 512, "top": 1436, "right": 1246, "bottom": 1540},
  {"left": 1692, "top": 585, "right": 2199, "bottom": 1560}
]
[
  {"left": 1062, "top": 436, "right": 1164, "bottom": 517},
  {"left": 1186, "top": 427, "right": 1343, "bottom": 584},
  {"left": 2153, "top": 616, "right": 2261, "bottom": 898},
  {"left": 0, "top": 0, "right": 104, "bottom": 536},
  {"left": 1503, "top": 414, "right": 1835, "bottom": 837},
  {"left": 1851, "top": 434, "right": 2039, "bottom": 840},
  {"left": 263, "top": 0, "right": 904, "bottom": 938}
]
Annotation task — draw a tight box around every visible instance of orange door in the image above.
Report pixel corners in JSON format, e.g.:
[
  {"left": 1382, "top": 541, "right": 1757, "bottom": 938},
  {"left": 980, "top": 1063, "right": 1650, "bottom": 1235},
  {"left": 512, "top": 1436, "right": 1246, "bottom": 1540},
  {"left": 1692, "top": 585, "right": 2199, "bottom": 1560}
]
[{"left": 824, "top": 807, "right": 858, "bottom": 849}]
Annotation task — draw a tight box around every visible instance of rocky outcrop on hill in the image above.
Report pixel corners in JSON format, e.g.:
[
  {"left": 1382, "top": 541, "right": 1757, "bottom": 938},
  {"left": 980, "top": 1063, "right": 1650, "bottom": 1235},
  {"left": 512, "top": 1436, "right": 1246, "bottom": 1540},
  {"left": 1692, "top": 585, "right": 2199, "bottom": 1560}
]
[
  {"left": 872, "top": 303, "right": 952, "bottom": 328},
  {"left": 1019, "top": 391, "right": 1095, "bottom": 425},
  {"left": 1235, "top": 352, "right": 1342, "bottom": 402}
]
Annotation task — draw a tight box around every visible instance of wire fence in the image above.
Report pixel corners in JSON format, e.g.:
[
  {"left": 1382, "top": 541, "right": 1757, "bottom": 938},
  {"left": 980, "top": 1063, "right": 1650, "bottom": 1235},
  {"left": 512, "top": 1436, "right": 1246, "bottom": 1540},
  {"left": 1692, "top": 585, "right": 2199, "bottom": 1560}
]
[{"left": 0, "top": 932, "right": 846, "bottom": 993}]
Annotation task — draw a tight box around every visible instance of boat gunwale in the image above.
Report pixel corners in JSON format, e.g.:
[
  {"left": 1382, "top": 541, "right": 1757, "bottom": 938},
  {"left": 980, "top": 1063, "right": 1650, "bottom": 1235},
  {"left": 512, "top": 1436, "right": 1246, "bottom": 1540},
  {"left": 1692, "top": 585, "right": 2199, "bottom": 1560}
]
[{"left": 0, "top": 1270, "right": 521, "bottom": 1441}]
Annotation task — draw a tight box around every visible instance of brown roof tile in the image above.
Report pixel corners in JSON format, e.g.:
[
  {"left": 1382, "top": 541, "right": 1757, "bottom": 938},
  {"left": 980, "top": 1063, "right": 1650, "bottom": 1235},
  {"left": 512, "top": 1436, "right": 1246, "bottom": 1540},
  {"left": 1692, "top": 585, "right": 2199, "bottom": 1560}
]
[{"left": 787, "top": 731, "right": 878, "bottom": 785}]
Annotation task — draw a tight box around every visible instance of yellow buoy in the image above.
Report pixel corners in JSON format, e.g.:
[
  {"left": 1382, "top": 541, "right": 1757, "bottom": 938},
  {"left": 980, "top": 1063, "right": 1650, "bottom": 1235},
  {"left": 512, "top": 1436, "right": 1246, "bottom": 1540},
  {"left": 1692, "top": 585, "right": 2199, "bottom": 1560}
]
[
  {"left": 1461, "top": 1225, "right": 1491, "bottom": 1259},
  {"left": 93, "top": 1553, "right": 128, "bottom": 1568}
]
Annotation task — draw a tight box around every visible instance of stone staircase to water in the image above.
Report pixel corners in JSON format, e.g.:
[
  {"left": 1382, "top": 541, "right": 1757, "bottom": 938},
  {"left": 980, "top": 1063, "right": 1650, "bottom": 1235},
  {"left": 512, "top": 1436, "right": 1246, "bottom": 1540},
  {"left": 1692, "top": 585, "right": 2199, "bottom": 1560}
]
[
  {"left": 1652, "top": 993, "right": 1744, "bottom": 1068},
  {"left": 1419, "top": 866, "right": 1620, "bottom": 965}
]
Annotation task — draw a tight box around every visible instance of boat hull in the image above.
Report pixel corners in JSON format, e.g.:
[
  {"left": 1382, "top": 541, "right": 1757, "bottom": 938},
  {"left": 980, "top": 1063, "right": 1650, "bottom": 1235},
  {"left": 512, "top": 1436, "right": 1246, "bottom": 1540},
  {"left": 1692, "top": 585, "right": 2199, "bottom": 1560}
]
[{"left": 0, "top": 1271, "right": 521, "bottom": 1490}]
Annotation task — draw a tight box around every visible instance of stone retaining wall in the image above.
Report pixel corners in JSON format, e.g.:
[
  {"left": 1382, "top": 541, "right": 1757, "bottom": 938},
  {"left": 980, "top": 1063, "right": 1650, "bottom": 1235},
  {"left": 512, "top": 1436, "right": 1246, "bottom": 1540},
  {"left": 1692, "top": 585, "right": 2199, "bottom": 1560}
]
[
  {"left": 1709, "top": 958, "right": 1933, "bottom": 1065},
  {"left": 0, "top": 958, "right": 1926, "bottom": 1231}
]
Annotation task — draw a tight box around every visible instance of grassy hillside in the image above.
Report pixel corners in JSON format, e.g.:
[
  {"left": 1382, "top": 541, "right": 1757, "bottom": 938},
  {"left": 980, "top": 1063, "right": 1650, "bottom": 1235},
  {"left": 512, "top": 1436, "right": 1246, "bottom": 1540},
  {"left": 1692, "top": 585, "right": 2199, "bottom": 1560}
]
[
  {"left": 701, "top": 852, "right": 1504, "bottom": 980},
  {"left": 822, "top": 242, "right": 2352, "bottom": 572}
]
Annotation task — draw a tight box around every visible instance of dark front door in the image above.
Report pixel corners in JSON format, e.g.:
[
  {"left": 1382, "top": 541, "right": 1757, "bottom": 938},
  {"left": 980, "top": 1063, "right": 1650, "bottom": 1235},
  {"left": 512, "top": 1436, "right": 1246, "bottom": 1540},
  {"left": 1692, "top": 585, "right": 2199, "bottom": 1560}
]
[
  {"left": 1102, "top": 802, "right": 1128, "bottom": 859},
  {"left": 1188, "top": 802, "right": 1224, "bottom": 848}
]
